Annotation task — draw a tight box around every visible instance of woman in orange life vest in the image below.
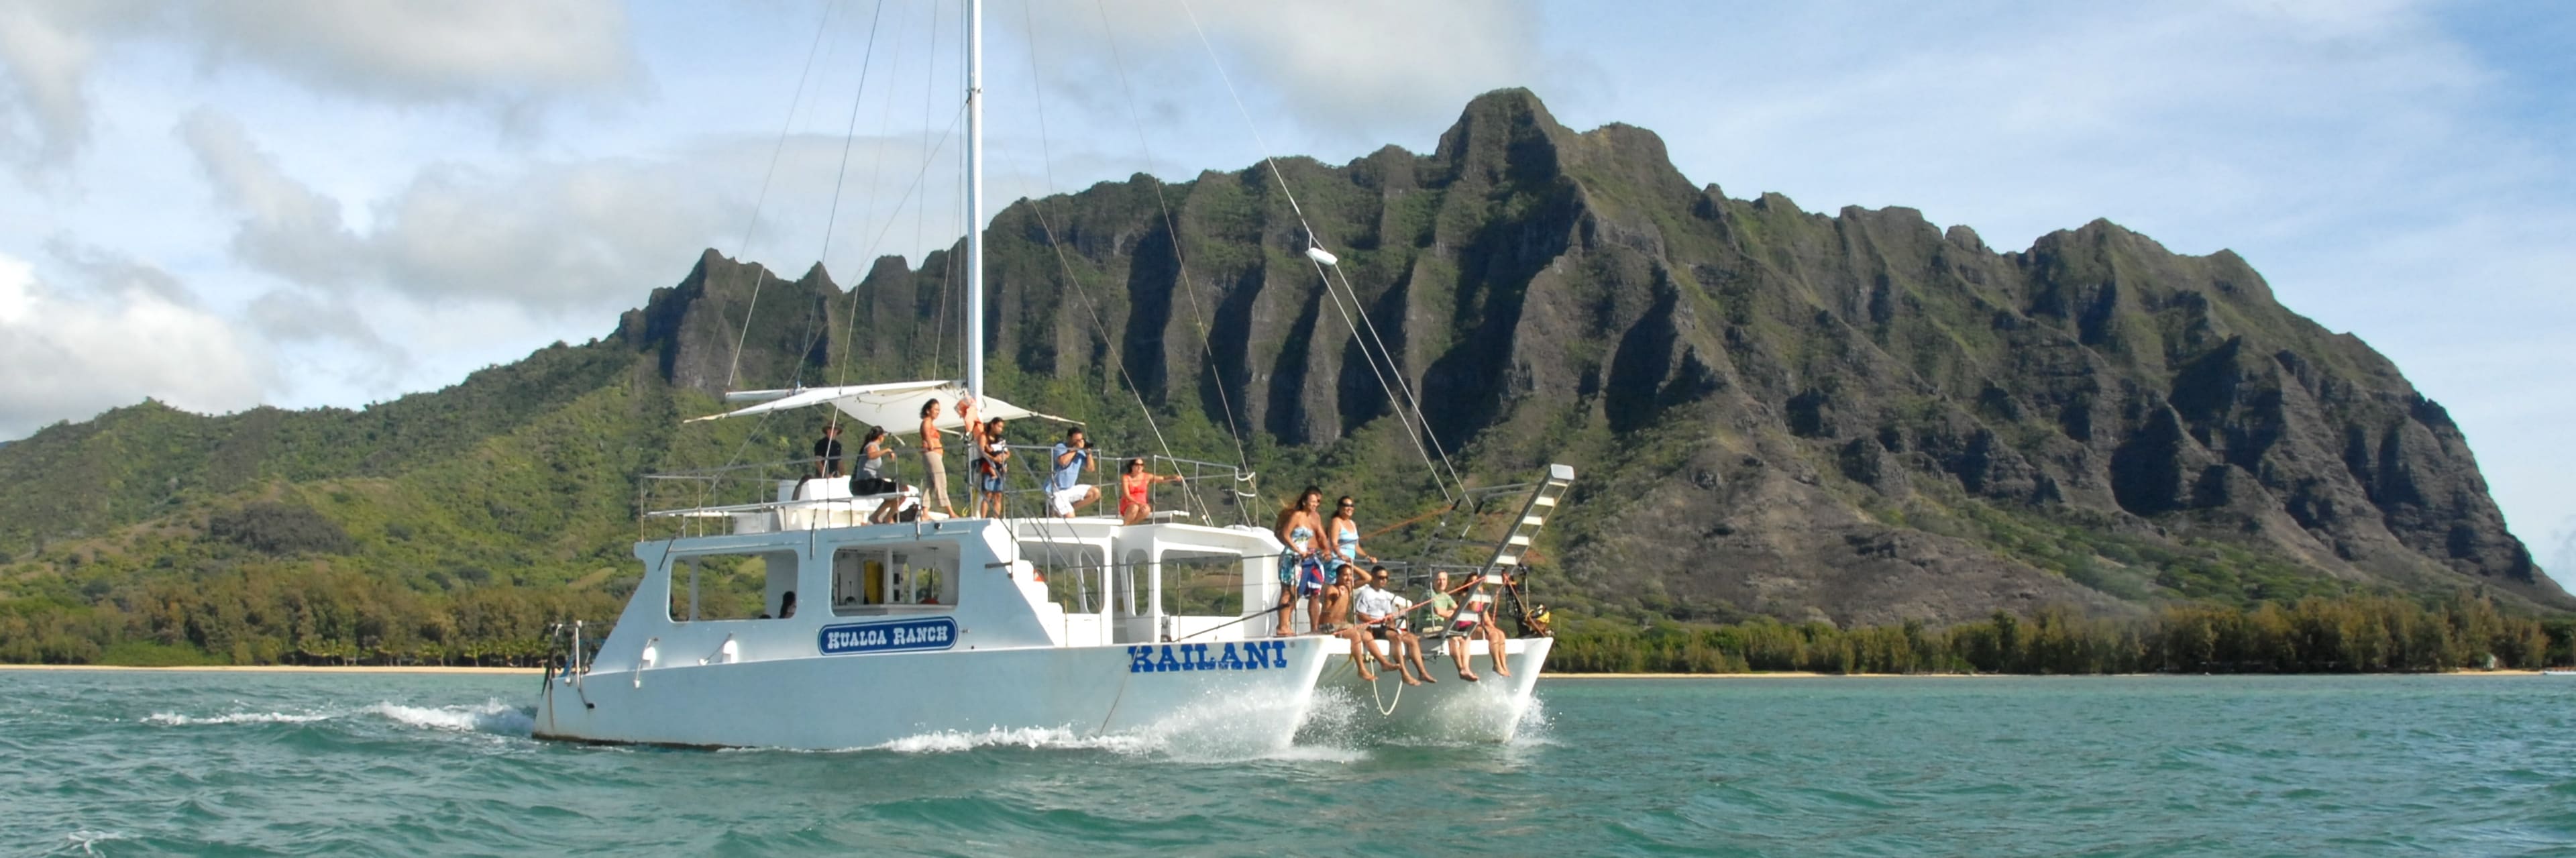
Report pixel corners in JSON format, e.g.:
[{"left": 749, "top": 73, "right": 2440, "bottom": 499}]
[{"left": 1118, "top": 458, "right": 1183, "bottom": 525}]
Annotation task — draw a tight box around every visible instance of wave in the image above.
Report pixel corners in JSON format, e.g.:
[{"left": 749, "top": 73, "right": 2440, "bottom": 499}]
[
  {"left": 788, "top": 685, "right": 1548, "bottom": 763},
  {"left": 62, "top": 830, "right": 128, "bottom": 856},
  {"left": 140, "top": 699, "right": 533, "bottom": 737},
  {"left": 366, "top": 699, "right": 533, "bottom": 736},
  {"left": 144, "top": 710, "right": 333, "bottom": 726}
]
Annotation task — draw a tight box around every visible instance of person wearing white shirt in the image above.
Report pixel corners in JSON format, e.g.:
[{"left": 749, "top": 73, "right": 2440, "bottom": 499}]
[{"left": 1350, "top": 566, "right": 1428, "bottom": 685}]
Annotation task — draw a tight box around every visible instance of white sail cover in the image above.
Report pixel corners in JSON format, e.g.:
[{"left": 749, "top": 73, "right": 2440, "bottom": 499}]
[{"left": 686, "top": 380, "right": 1073, "bottom": 435}]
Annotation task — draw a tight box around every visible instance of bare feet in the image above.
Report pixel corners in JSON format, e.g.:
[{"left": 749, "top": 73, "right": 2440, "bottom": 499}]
[
  {"left": 1458, "top": 670, "right": 1481, "bottom": 682},
  {"left": 1400, "top": 672, "right": 1422, "bottom": 686}
]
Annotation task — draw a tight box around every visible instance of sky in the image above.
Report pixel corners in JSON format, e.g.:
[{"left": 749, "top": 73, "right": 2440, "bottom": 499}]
[{"left": 1, "top": 0, "right": 2569, "bottom": 580}]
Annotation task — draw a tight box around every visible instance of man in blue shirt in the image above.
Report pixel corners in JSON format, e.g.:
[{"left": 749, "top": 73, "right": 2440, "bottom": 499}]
[{"left": 1046, "top": 427, "right": 1101, "bottom": 517}]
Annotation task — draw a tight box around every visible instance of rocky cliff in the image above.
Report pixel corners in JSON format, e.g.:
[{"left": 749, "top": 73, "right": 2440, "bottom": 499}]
[{"left": 612, "top": 88, "right": 2559, "bottom": 623}]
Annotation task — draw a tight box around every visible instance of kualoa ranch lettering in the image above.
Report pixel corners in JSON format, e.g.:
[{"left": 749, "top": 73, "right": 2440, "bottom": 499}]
[
  {"left": 1126, "top": 641, "right": 1287, "bottom": 673},
  {"left": 816, "top": 619, "right": 957, "bottom": 655}
]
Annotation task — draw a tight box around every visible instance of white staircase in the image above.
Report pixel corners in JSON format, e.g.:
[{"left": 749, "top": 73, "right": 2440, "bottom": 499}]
[{"left": 1477, "top": 464, "right": 1575, "bottom": 583}]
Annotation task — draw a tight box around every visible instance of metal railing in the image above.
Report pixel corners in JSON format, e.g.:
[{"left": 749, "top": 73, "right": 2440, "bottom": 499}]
[{"left": 636, "top": 447, "right": 1258, "bottom": 539}]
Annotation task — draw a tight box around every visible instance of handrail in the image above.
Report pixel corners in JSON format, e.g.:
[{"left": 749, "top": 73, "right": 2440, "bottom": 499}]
[{"left": 635, "top": 445, "right": 1256, "bottom": 535}]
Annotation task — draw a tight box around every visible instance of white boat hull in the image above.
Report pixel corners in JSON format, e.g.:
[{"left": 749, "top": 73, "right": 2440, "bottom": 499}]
[
  {"left": 536, "top": 637, "right": 1340, "bottom": 750},
  {"left": 1311, "top": 637, "right": 1551, "bottom": 743}
]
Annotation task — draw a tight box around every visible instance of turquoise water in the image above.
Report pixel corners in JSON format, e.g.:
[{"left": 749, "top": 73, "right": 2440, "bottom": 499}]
[{"left": 5, "top": 672, "right": 2573, "bottom": 856}]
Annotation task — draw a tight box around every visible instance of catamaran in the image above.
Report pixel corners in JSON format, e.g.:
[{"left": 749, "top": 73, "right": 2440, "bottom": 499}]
[{"left": 531, "top": 1, "right": 1560, "bottom": 751}]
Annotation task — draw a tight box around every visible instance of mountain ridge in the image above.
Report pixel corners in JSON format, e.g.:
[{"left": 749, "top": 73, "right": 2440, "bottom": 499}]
[{"left": 0, "top": 89, "right": 2560, "bottom": 653}]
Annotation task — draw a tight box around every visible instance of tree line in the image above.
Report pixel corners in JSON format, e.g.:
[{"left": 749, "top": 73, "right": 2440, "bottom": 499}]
[
  {"left": 5, "top": 561, "right": 2569, "bottom": 674},
  {"left": 1550, "top": 593, "right": 2574, "bottom": 675},
  {"left": 0, "top": 565, "right": 623, "bottom": 667}
]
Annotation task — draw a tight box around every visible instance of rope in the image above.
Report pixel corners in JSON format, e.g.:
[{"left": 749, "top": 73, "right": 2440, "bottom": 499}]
[
  {"left": 1323, "top": 262, "right": 1468, "bottom": 492},
  {"left": 1087, "top": 0, "right": 1260, "bottom": 519},
  {"left": 811, "top": 0, "right": 889, "bottom": 329},
  {"left": 1368, "top": 665, "right": 1403, "bottom": 716},
  {"left": 1307, "top": 254, "right": 1454, "bottom": 503},
  {"left": 722, "top": 0, "right": 840, "bottom": 390},
  {"left": 1015, "top": 11, "right": 1201, "bottom": 519},
  {"left": 1173, "top": 0, "right": 1466, "bottom": 504}
]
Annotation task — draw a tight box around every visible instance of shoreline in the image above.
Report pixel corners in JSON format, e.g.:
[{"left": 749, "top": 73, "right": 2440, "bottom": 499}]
[{"left": 0, "top": 664, "right": 541, "bottom": 675}]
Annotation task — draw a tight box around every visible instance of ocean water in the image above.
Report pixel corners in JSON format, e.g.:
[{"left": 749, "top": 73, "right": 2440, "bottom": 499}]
[{"left": 4, "top": 672, "right": 2572, "bottom": 857}]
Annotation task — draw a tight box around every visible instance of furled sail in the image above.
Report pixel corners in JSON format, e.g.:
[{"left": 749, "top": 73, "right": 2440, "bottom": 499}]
[{"left": 688, "top": 380, "right": 1073, "bottom": 435}]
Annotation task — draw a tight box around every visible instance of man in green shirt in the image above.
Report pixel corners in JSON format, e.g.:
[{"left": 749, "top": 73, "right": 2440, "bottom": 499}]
[{"left": 1417, "top": 571, "right": 1478, "bottom": 681}]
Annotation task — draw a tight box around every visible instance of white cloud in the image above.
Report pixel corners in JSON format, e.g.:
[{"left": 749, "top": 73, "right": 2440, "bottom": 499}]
[
  {"left": 184, "top": 1, "right": 635, "bottom": 102},
  {"left": 0, "top": 1, "right": 115, "bottom": 175},
  {"left": 179, "top": 107, "right": 732, "bottom": 310},
  {"left": 0, "top": 250, "right": 267, "bottom": 436},
  {"left": 1020, "top": 0, "right": 1539, "bottom": 146},
  {"left": 0, "top": 0, "right": 633, "bottom": 177}
]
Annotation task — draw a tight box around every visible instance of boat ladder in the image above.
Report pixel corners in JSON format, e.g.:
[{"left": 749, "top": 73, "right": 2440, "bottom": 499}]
[{"left": 1479, "top": 464, "right": 1576, "bottom": 580}]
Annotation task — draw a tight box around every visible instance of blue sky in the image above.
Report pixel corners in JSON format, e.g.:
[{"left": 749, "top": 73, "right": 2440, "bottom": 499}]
[{"left": 1, "top": 1, "right": 2569, "bottom": 582}]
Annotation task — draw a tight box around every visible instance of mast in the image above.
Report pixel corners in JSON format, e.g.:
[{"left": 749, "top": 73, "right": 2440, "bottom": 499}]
[{"left": 963, "top": 0, "right": 985, "bottom": 402}]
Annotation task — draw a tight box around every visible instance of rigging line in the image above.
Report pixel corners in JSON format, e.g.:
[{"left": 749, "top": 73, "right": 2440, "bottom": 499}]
[
  {"left": 821, "top": 0, "right": 899, "bottom": 391},
  {"left": 724, "top": 0, "right": 841, "bottom": 391},
  {"left": 1173, "top": 0, "right": 1308, "bottom": 230},
  {"left": 1308, "top": 254, "right": 1454, "bottom": 503},
  {"left": 1174, "top": 0, "right": 1464, "bottom": 499},
  {"left": 1083, "top": 0, "right": 1256, "bottom": 496},
  {"left": 1170, "top": 0, "right": 1475, "bottom": 507},
  {"left": 1026, "top": 199, "right": 1208, "bottom": 521},
  {"left": 917, "top": 0, "right": 947, "bottom": 379},
  {"left": 804, "top": 96, "right": 971, "bottom": 397},
  {"left": 1324, "top": 261, "right": 1467, "bottom": 492},
  {"left": 802, "top": 0, "right": 888, "bottom": 392},
  {"left": 1019, "top": 1, "right": 1207, "bottom": 523},
  {"left": 824, "top": 0, "right": 925, "bottom": 391}
]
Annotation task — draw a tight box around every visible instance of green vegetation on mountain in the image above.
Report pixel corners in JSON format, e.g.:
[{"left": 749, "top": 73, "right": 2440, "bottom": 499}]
[{"left": 0, "top": 89, "right": 2564, "bottom": 667}]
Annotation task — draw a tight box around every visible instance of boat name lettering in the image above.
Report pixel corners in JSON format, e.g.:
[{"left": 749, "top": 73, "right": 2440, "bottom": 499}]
[
  {"left": 1126, "top": 641, "right": 1287, "bottom": 673},
  {"left": 817, "top": 618, "right": 957, "bottom": 655}
]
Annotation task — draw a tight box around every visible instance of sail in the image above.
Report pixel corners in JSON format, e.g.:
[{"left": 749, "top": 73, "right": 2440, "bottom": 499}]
[{"left": 687, "top": 380, "right": 1073, "bottom": 435}]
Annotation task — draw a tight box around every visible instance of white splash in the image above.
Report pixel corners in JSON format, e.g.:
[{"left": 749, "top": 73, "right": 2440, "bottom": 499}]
[
  {"left": 842, "top": 687, "right": 1354, "bottom": 762},
  {"left": 64, "top": 830, "right": 127, "bottom": 856},
  {"left": 143, "top": 710, "right": 332, "bottom": 726},
  {"left": 866, "top": 726, "right": 1140, "bottom": 755},
  {"left": 366, "top": 699, "right": 534, "bottom": 736}
]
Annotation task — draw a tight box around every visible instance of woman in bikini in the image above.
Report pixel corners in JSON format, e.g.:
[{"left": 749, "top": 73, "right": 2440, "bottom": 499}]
[
  {"left": 1270, "top": 486, "right": 1325, "bottom": 637},
  {"left": 1118, "top": 458, "right": 1183, "bottom": 525},
  {"left": 1323, "top": 496, "right": 1376, "bottom": 588}
]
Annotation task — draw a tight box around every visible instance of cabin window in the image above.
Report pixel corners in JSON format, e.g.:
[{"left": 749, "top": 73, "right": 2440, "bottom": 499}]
[
  {"left": 830, "top": 544, "right": 957, "bottom": 614},
  {"left": 1161, "top": 554, "right": 1248, "bottom": 617},
  {"left": 668, "top": 549, "right": 796, "bottom": 622},
  {"left": 1039, "top": 545, "right": 1107, "bottom": 614}
]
